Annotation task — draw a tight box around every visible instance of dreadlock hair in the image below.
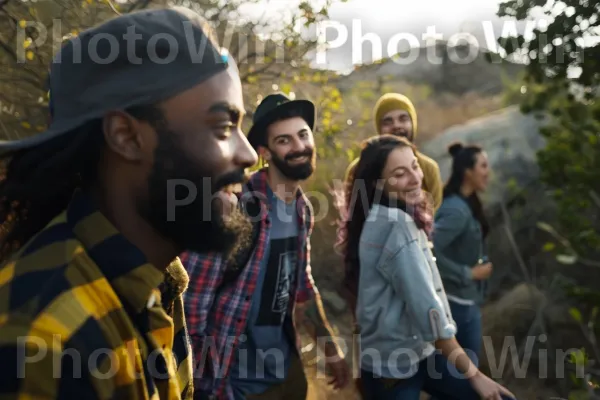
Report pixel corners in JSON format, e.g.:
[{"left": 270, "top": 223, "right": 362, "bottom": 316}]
[{"left": 0, "top": 104, "right": 164, "bottom": 263}]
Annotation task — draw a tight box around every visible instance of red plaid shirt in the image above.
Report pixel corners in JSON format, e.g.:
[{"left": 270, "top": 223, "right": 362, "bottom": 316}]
[{"left": 180, "top": 168, "right": 316, "bottom": 399}]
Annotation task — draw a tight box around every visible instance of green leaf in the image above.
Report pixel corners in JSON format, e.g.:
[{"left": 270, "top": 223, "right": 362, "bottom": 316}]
[
  {"left": 569, "top": 307, "right": 582, "bottom": 323},
  {"left": 542, "top": 242, "right": 555, "bottom": 251}
]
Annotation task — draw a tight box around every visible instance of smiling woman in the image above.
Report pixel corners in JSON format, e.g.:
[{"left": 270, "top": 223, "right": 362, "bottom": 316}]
[
  {"left": 431, "top": 141, "right": 492, "bottom": 381},
  {"left": 338, "top": 134, "right": 515, "bottom": 400},
  {"left": 341, "top": 135, "right": 433, "bottom": 299}
]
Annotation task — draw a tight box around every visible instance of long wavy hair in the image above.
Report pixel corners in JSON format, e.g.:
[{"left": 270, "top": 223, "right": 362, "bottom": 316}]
[
  {"left": 444, "top": 142, "right": 490, "bottom": 239},
  {"left": 334, "top": 135, "right": 433, "bottom": 304}
]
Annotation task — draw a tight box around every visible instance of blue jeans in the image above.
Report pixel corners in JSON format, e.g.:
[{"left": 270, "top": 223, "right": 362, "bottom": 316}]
[
  {"left": 429, "top": 301, "right": 483, "bottom": 400},
  {"left": 360, "top": 352, "right": 515, "bottom": 400},
  {"left": 449, "top": 301, "right": 482, "bottom": 366}
]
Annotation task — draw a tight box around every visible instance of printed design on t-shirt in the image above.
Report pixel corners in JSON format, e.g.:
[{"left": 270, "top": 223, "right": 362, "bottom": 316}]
[
  {"left": 272, "top": 250, "right": 296, "bottom": 314},
  {"left": 256, "top": 237, "right": 297, "bottom": 326}
]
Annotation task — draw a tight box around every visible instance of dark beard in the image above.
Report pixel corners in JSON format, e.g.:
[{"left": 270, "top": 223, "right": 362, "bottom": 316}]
[
  {"left": 269, "top": 148, "right": 315, "bottom": 180},
  {"left": 137, "top": 127, "right": 252, "bottom": 259}
]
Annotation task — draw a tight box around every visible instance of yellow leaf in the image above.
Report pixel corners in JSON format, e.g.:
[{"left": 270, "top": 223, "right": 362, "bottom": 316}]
[
  {"left": 86, "top": 0, "right": 92, "bottom": 3},
  {"left": 23, "top": 38, "right": 32, "bottom": 48},
  {"left": 26, "top": 51, "right": 34, "bottom": 60},
  {"left": 281, "top": 83, "right": 292, "bottom": 95},
  {"left": 20, "top": 122, "right": 31, "bottom": 129},
  {"left": 19, "top": 20, "right": 27, "bottom": 28}
]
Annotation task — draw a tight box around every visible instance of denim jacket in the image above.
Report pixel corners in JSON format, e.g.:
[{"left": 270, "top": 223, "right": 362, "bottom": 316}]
[
  {"left": 356, "top": 197, "right": 457, "bottom": 378},
  {"left": 432, "top": 194, "right": 487, "bottom": 305}
]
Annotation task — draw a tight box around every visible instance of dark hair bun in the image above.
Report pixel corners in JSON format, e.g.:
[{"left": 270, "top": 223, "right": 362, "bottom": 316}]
[{"left": 448, "top": 142, "right": 464, "bottom": 157}]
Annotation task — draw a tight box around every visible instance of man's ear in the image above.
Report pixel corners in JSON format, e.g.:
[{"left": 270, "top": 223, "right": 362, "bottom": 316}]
[
  {"left": 102, "top": 111, "right": 145, "bottom": 162},
  {"left": 258, "top": 145, "right": 271, "bottom": 161}
]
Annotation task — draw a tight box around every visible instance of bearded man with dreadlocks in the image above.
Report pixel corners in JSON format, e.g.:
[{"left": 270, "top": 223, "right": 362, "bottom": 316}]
[{"left": 0, "top": 7, "right": 257, "bottom": 399}]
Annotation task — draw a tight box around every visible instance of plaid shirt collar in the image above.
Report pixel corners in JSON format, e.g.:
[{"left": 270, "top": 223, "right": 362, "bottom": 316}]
[
  {"left": 67, "top": 189, "right": 178, "bottom": 313},
  {"left": 244, "top": 167, "right": 310, "bottom": 216}
]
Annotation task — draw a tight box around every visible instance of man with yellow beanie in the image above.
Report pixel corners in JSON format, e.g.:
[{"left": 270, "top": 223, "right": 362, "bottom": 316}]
[{"left": 344, "top": 92, "right": 443, "bottom": 210}]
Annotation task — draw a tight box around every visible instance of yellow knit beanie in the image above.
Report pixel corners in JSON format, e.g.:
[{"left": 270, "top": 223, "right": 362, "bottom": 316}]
[{"left": 373, "top": 93, "right": 417, "bottom": 138}]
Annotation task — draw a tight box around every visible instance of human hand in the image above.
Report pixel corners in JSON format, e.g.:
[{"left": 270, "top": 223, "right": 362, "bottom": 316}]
[
  {"left": 469, "top": 370, "right": 516, "bottom": 400},
  {"left": 323, "top": 342, "right": 351, "bottom": 390},
  {"left": 471, "top": 262, "right": 493, "bottom": 280}
]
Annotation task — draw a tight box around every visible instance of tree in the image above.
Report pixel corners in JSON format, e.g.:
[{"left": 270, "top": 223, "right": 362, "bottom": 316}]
[
  {"left": 0, "top": 0, "right": 347, "bottom": 145},
  {"left": 493, "top": 0, "right": 600, "bottom": 397},
  {"left": 493, "top": 0, "right": 600, "bottom": 272}
]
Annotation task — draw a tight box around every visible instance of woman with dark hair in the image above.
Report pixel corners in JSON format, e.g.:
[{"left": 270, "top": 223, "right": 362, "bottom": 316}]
[
  {"left": 337, "top": 135, "right": 515, "bottom": 399},
  {"left": 432, "top": 142, "right": 491, "bottom": 370}
]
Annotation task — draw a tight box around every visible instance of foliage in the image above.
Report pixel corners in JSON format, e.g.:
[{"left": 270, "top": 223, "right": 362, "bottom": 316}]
[
  {"left": 0, "top": 0, "right": 347, "bottom": 144},
  {"left": 494, "top": 0, "right": 600, "bottom": 396},
  {"left": 493, "top": 0, "right": 600, "bottom": 258}
]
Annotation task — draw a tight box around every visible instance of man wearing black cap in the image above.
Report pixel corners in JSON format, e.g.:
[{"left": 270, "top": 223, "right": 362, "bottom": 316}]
[
  {"left": 182, "top": 93, "right": 350, "bottom": 399},
  {"left": 0, "top": 6, "right": 257, "bottom": 399}
]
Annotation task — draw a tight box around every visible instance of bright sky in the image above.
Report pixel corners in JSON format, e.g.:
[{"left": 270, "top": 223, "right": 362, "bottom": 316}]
[
  {"left": 237, "top": 0, "right": 599, "bottom": 74},
  {"left": 240, "top": 0, "right": 511, "bottom": 72}
]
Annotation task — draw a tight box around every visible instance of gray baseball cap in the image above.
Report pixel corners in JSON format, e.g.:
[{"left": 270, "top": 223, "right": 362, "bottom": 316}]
[{"left": 0, "top": 6, "right": 232, "bottom": 155}]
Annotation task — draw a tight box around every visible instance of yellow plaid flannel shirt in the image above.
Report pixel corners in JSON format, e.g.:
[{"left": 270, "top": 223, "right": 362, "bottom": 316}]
[{"left": 0, "top": 190, "right": 193, "bottom": 399}]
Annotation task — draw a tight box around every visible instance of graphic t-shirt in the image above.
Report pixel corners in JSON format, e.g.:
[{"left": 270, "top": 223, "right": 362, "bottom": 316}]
[{"left": 229, "top": 187, "right": 299, "bottom": 398}]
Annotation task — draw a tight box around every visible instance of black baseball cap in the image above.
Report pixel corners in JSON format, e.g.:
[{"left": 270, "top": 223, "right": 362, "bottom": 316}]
[{"left": 0, "top": 6, "right": 233, "bottom": 155}]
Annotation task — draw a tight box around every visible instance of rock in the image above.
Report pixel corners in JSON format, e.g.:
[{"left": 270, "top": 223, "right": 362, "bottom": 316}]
[
  {"left": 478, "top": 283, "right": 586, "bottom": 392},
  {"left": 335, "top": 41, "right": 523, "bottom": 96},
  {"left": 481, "top": 283, "right": 546, "bottom": 338},
  {"left": 420, "top": 105, "right": 548, "bottom": 212}
]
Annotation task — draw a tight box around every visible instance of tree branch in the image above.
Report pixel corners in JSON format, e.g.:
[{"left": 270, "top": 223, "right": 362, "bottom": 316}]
[
  {"left": 125, "top": 0, "right": 152, "bottom": 13},
  {"left": 240, "top": 60, "right": 278, "bottom": 82},
  {"left": 500, "top": 201, "right": 532, "bottom": 282},
  {"left": 590, "top": 190, "right": 600, "bottom": 210},
  {"left": 105, "top": 0, "right": 122, "bottom": 15}
]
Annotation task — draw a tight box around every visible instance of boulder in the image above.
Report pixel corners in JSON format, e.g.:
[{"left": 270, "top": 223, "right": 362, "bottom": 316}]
[{"left": 419, "top": 105, "right": 548, "bottom": 211}]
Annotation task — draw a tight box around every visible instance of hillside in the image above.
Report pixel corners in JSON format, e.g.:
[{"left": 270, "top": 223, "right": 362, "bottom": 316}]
[{"left": 333, "top": 40, "right": 524, "bottom": 96}]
